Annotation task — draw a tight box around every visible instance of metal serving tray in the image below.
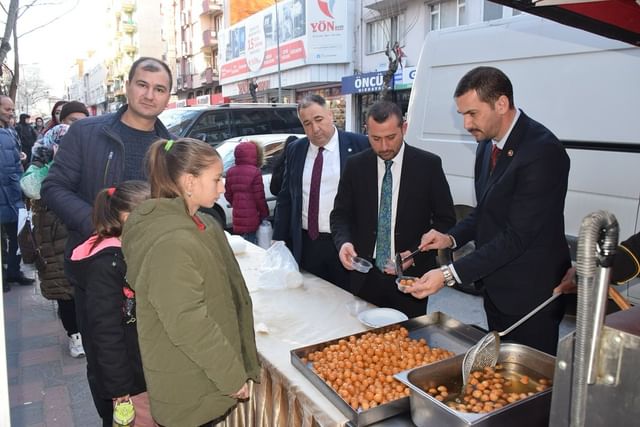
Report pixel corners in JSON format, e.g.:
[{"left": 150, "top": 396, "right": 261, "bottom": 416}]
[
  {"left": 395, "top": 343, "right": 555, "bottom": 427},
  {"left": 290, "top": 312, "right": 485, "bottom": 426}
]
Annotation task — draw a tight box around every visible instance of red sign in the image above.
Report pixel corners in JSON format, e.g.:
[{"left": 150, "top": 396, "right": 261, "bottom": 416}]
[{"left": 220, "top": 40, "right": 306, "bottom": 79}]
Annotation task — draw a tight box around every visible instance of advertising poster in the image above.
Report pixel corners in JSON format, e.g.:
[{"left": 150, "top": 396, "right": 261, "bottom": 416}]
[{"left": 219, "top": 0, "right": 348, "bottom": 85}]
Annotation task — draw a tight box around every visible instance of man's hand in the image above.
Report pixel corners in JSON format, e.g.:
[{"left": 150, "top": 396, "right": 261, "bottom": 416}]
[
  {"left": 403, "top": 268, "right": 445, "bottom": 299},
  {"left": 231, "top": 383, "right": 250, "bottom": 400},
  {"left": 554, "top": 266, "right": 577, "bottom": 294},
  {"left": 339, "top": 243, "right": 357, "bottom": 270},
  {"left": 419, "top": 230, "right": 453, "bottom": 251},
  {"left": 383, "top": 250, "right": 414, "bottom": 275}
]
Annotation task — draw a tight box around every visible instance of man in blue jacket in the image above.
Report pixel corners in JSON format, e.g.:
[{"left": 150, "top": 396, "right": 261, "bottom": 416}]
[
  {"left": 1, "top": 95, "right": 34, "bottom": 292},
  {"left": 42, "top": 57, "right": 172, "bottom": 269},
  {"left": 273, "top": 95, "right": 369, "bottom": 290}
]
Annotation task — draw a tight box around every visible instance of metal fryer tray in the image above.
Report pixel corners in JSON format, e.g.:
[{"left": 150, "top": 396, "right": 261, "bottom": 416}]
[{"left": 290, "top": 312, "right": 485, "bottom": 426}]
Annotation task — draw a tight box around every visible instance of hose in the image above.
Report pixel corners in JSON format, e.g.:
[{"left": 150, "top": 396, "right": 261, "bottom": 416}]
[{"left": 571, "top": 210, "right": 618, "bottom": 427}]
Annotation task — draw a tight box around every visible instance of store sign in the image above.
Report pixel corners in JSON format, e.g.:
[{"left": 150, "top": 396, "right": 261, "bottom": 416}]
[
  {"left": 394, "top": 66, "right": 416, "bottom": 90},
  {"left": 219, "top": 0, "right": 349, "bottom": 85},
  {"left": 341, "top": 71, "right": 390, "bottom": 94}
]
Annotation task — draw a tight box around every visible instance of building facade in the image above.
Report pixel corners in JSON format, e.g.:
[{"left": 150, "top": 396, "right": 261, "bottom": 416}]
[{"left": 344, "top": 0, "right": 521, "bottom": 132}]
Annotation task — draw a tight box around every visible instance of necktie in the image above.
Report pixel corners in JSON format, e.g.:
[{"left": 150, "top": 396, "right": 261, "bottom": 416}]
[
  {"left": 490, "top": 144, "right": 501, "bottom": 172},
  {"left": 308, "top": 147, "right": 324, "bottom": 240},
  {"left": 375, "top": 160, "right": 393, "bottom": 270}
]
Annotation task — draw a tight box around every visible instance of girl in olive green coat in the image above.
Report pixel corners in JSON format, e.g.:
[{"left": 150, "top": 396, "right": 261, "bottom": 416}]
[{"left": 122, "top": 138, "right": 260, "bottom": 427}]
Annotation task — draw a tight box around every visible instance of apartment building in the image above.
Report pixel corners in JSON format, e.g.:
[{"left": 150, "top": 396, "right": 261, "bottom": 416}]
[
  {"left": 160, "top": 0, "right": 225, "bottom": 107},
  {"left": 103, "top": 0, "right": 164, "bottom": 111}
]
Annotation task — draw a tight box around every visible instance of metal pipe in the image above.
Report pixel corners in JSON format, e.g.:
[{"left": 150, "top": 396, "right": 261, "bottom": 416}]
[{"left": 571, "top": 210, "right": 618, "bottom": 427}]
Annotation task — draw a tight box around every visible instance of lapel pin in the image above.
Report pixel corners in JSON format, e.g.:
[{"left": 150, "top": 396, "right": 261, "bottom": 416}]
[
  {"left": 507, "top": 150, "right": 514, "bottom": 157},
  {"left": 347, "top": 148, "right": 353, "bottom": 153}
]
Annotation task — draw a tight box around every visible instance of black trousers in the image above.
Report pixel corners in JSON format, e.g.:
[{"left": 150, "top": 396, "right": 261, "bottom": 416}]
[
  {"left": 483, "top": 289, "right": 566, "bottom": 356},
  {"left": 354, "top": 264, "right": 427, "bottom": 318},
  {"left": 301, "top": 231, "right": 349, "bottom": 291},
  {"left": 1, "top": 221, "right": 21, "bottom": 278},
  {"left": 57, "top": 298, "right": 79, "bottom": 336}
]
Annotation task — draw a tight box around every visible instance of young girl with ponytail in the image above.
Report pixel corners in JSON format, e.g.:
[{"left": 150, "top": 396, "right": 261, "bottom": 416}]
[
  {"left": 70, "top": 180, "right": 155, "bottom": 426},
  {"left": 121, "top": 138, "right": 260, "bottom": 427}
]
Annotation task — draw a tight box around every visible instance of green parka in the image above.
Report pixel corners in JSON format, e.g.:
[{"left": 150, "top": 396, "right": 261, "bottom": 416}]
[{"left": 122, "top": 197, "right": 260, "bottom": 427}]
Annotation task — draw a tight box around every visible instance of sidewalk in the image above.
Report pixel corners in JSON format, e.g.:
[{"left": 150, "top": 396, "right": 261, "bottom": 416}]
[{"left": 3, "top": 263, "right": 99, "bottom": 426}]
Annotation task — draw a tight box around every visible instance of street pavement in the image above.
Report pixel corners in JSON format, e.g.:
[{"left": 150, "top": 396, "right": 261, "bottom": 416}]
[
  {"left": 3, "top": 263, "right": 576, "bottom": 427},
  {"left": 3, "top": 263, "right": 100, "bottom": 427}
]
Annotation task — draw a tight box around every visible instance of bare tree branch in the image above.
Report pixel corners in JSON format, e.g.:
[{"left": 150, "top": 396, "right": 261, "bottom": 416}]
[{"left": 19, "top": 0, "right": 80, "bottom": 38}]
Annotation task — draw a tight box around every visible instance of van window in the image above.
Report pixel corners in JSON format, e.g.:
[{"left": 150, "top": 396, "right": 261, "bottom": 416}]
[
  {"left": 261, "top": 141, "right": 285, "bottom": 174},
  {"left": 190, "top": 111, "right": 232, "bottom": 145}
]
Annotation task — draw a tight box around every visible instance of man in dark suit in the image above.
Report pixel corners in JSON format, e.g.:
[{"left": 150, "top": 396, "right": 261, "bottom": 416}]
[
  {"left": 331, "top": 101, "right": 456, "bottom": 317},
  {"left": 273, "top": 95, "right": 369, "bottom": 289},
  {"left": 410, "top": 67, "right": 571, "bottom": 355}
]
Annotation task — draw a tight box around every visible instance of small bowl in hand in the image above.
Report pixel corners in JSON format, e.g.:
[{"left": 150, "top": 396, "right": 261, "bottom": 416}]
[
  {"left": 351, "top": 256, "right": 373, "bottom": 273},
  {"left": 395, "top": 276, "right": 417, "bottom": 292}
]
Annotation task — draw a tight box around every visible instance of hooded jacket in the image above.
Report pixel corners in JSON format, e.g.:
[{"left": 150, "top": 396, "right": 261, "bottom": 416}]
[
  {"left": 69, "top": 236, "right": 146, "bottom": 399},
  {"left": 121, "top": 197, "right": 260, "bottom": 426},
  {"left": 224, "top": 142, "right": 268, "bottom": 234}
]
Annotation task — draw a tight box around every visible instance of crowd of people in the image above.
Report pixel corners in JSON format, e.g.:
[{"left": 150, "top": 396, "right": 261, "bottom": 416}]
[{"left": 1, "top": 56, "right": 639, "bottom": 426}]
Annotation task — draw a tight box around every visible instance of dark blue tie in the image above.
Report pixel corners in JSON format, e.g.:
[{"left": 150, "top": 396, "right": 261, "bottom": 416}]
[{"left": 375, "top": 160, "right": 393, "bottom": 270}]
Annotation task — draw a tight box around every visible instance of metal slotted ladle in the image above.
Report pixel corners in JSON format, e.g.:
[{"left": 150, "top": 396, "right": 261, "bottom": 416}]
[{"left": 461, "top": 292, "right": 562, "bottom": 388}]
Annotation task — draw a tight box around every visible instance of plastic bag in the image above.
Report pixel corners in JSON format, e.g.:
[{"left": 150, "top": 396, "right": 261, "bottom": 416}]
[
  {"left": 20, "top": 163, "right": 50, "bottom": 200},
  {"left": 256, "top": 241, "right": 303, "bottom": 290}
]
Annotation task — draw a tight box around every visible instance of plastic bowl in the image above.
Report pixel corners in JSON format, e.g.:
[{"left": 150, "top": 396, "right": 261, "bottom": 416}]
[
  {"left": 395, "top": 276, "right": 418, "bottom": 292},
  {"left": 351, "top": 256, "right": 373, "bottom": 273}
]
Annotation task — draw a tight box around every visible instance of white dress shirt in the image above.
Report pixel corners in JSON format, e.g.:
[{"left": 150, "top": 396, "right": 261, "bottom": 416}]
[
  {"left": 373, "top": 142, "right": 406, "bottom": 259},
  {"left": 301, "top": 127, "right": 341, "bottom": 233}
]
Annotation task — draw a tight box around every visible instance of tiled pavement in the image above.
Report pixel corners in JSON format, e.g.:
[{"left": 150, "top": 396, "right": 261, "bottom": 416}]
[{"left": 3, "top": 264, "right": 100, "bottom": 427}]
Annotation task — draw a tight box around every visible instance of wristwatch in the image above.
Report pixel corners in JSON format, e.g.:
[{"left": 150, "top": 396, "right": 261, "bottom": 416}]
[{"left": 439, "top": 265, "right": 457, "bottom": 287}]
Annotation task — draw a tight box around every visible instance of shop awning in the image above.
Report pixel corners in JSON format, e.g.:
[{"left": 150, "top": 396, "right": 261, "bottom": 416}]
[{"left": 490, "top": 0, "right": 640, "bottom": 46}]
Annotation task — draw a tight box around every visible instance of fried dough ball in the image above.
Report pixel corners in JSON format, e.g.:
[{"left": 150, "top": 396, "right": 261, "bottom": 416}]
[
  {"left": 430, "top": 366, "right": 552, "bottom": 414},
  {"left": 307, "top": 327, "right": 454, "bottom": 412}
]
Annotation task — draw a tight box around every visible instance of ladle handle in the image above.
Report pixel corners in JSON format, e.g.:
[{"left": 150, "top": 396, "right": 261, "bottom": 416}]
[{"left": 499, "top": 292, "right": 562, "bottom": 337}]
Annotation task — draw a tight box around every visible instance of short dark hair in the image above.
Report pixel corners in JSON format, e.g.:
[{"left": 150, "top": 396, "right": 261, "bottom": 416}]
[
  {"left": 128, "top": 57, "right": 173, "bottom": 91},
  {"left": 454, "top": 66, "right": 514, "bottom": 109},
  {"left": 298, "top": 94, "right": 326, "bottom": 113},
  {"left": 366, "top": 101, "right": 403, "bottom": 127},
  {"left": 19, "top": 113, "right": 30, "bottom": 122}
]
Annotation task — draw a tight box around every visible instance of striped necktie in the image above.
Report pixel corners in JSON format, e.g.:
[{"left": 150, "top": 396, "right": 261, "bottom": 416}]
[
  {"left": 375, "top": 160, "right": 393, "bottom": 270},
  {"left": 307, "top": 147, "right": 324, "bottom": 240}
]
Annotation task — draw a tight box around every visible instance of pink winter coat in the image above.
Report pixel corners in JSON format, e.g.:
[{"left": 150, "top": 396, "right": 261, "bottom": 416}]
[{"left": 225, "top": 142, "right": 269, "bottom": 234}]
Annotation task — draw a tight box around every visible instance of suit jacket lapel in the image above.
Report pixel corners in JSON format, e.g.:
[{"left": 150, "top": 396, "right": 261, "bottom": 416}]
[
  {"left": 338, "top": 131, "right": 350, "bottom": 173},
  {"left": 477, "top": 112, "right": 527, "bottom": 204},
  {"left": 476, "top": 140, "right": 492, "bottom": 202},
  {"left": 293, "top": 138, "right": 310, "bottom": 192}
]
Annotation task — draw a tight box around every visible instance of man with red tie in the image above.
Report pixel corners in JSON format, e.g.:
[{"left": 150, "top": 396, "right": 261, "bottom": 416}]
[
  {"left": 408, "top": 67, "right": 571, "bottom": 355},
  {"left": 273, "top": 95, "right": 368, "bottom": 289}
]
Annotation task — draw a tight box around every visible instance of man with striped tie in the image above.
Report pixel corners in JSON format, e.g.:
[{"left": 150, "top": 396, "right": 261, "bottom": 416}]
[{"left": 331, "top": 101, "right": 455, "bottom": 317}]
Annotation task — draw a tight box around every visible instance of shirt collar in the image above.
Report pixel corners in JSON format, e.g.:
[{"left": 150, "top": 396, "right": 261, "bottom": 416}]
[
  {"left": 376, "top": 141, "right": 406, "bottom": 166},
  {"left": 309, "top": 126, "right": 339, "bottom": 153},
  {"left": 493, "top": 109, "right": 521, "bottom": 149}
]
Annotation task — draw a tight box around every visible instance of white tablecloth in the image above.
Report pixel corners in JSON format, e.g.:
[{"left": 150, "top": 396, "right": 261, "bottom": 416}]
[{"left": 221, "top": 242, "right": 372, "bottom": 427}]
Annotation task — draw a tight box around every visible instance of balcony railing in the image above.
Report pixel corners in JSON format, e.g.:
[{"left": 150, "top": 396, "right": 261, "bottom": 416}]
[
  {"left": 202, "top": 30, "right": 218, "bottom": 48},
  {"left": 122, "top": 0, "right": 136, "bottom": 13},
  {"left": 122, "top": 21, "right": 137, "bottom": 33},
  {"left": 201, "top": 0, "right": 223, "bottom": 16}
]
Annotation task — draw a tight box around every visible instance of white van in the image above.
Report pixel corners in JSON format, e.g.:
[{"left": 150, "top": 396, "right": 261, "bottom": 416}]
[{"left": 406, "top": 15, "right": 640, "bottom": 244}]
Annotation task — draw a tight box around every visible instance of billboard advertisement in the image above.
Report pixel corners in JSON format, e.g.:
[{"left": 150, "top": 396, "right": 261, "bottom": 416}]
[{"left": 219, "top": 0, "right": 349, "bottom": 85}]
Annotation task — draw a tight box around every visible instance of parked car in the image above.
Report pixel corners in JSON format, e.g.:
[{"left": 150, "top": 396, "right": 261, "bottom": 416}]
[
  {"left": 159, "top": 103, "right": 303, "bottom": 147},
  {"left": 207, "top": 133, "right": 304, "bottom": 228}
]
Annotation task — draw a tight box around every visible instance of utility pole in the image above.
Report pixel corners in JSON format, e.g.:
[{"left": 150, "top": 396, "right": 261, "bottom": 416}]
[{"left": 275, "top": 0, "right": 282, "bottom": 103}]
